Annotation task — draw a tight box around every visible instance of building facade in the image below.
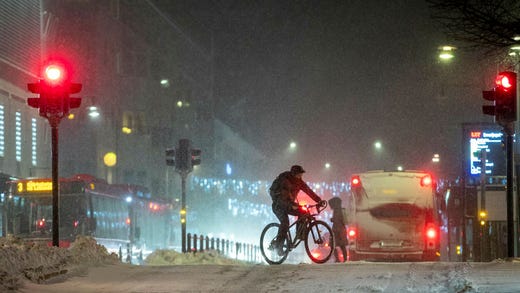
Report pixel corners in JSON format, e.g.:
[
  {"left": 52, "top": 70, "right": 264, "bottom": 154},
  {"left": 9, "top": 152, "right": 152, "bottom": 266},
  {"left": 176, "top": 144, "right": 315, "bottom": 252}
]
[
  {"left": 0, "top": 0, "right": 270, "bottom": 210},
  {"left": 0, "top": 1, "right": 50, "bottom": 179},
  {"left": 40, "top": 0, "right": 266, "bottom": 198}
]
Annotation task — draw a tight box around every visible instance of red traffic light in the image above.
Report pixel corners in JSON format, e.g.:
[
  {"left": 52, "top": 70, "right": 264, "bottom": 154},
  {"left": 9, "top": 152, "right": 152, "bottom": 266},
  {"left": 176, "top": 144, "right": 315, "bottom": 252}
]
[
  {"left": 41, "top": 59, "right": 71, "bottom": 86},
  {"left": 27, "top": 59, "right": 82, "bottom": 118},
  {"left": 483, "top": 71, "right": 517, "bottom": 124},
  {"left": 496, "top": 73, "right": 514, "bottom": 90},
  {"left": 44, "top": 65, "right": 64, "bottom": 83}
]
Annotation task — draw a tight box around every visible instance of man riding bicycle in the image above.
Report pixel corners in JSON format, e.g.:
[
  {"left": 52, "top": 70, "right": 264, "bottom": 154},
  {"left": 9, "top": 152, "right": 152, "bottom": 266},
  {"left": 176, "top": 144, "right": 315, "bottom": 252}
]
[{"left": 269, "top": 165, "right": 325, "bottom": 255}]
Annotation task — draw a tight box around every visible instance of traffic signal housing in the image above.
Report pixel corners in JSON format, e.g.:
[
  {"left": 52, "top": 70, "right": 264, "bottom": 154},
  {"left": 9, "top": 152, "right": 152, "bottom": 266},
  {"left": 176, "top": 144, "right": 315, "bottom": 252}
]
[
  {"left": 27, "top": 61, "right": 82, "bottom": 119},
  {"left": 165, "top": 148, "right": 175, "bottom": 166},
  {"left": 175, "top": 139, "right": 191, "bottom": 173},
  {"left": 166, "top": 139, "right": 202, "bottom": 174},
  {"left": 496, "top": 71, "right": 516, "bottom": 123},
  {"left": 191, "top": 148, "right": 201, "bottom": 167},
  {"left": 482, "top": 71, "right": 517, "bottom": 125}
]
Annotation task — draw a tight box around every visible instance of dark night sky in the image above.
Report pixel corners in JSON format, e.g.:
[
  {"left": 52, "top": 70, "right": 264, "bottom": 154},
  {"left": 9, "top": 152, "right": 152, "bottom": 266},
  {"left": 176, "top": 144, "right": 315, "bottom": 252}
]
[{"left": 160, "top": 0, "right": 494, "bottom": 180}]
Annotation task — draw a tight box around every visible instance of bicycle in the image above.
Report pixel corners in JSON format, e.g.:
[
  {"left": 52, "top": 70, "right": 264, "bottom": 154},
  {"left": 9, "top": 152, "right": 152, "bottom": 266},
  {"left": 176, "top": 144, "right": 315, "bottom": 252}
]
[{"left": 259, "top": 202, "right": 334, "bottom": 265}]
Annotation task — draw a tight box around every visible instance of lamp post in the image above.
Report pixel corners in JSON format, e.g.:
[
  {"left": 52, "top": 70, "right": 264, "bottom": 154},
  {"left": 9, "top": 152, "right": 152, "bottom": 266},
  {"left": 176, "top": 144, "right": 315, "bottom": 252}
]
[
  {"left": 104, "top": 152, "right": 117, "bottom": 183},
  {"left": 371, "top": 140, "right": 383, "bottom": 170}
]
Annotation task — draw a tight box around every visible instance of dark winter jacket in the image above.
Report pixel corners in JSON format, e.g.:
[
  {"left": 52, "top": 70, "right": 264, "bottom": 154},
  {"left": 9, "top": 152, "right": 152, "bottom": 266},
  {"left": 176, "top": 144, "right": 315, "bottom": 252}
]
[
  {"left": 269, "top": 171, "right": 321, "bottom": 205},
  {"left": 331, "top": 207, "right": 348, "bottom": 246}
]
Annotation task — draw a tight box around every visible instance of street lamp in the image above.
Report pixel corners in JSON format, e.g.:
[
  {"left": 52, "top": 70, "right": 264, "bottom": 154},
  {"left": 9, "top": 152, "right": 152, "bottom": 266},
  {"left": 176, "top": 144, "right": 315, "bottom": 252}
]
[
  {"left": 160, "top": 79, "right": 170, "bottom": 88},
  {"left": 88, "top": 106, "right": 100, "bottom": 118},
  {"left": 104, "top": 152, "right": 117, "bottom": 183},
  {"left": 374, "top": 141, "right": 382, "bottom": 150},
  {"left": 438, "top": 45, "right": 456, "bottom": 61}
]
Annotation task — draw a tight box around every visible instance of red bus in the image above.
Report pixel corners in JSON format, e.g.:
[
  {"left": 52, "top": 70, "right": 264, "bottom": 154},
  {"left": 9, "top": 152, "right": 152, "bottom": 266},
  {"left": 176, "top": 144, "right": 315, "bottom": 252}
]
[{"left": 2, "top": 174, "right": 173, "bottom": 260}]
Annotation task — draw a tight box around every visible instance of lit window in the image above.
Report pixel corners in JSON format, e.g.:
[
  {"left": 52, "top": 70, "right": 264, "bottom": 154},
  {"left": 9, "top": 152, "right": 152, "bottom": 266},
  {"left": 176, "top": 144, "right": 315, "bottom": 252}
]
[
  {"left": 32, "top": 118, "right": 37, "bottom": 166},
  {"left": 15, "top": 112, "right": 22, "bottom": 162},
  {"left": 0, "top": 105, "right": 4, "bottom": 157}
]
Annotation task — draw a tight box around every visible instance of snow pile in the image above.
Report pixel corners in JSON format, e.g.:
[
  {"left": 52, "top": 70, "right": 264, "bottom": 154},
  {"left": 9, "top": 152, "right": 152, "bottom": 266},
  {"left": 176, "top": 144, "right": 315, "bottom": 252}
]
[
  {"left": 0, "top": 235, "right": 118, "bottom": 291},
  {"left": 0, "top": 235, "right": 246, "bottom": 291},
  {"left": 145, "top": 249, "right": 246, "bottom": 266}
]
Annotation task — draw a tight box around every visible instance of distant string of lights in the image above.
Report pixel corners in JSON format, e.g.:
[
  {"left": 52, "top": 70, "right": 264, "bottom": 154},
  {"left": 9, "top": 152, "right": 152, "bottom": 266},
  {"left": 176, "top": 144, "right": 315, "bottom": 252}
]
[
  {"left": 189, "top": 176, "right": 350, "bottom": 221},
  {"left": 191, "top": 176, "right": 351, "bottom": 198}
]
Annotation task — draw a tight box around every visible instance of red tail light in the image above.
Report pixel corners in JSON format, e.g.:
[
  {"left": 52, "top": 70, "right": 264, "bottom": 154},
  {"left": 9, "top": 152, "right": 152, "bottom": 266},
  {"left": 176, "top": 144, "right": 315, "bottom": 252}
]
[
  {"left": 425, "top": 224, "right": 437, "bottom": 239},
  {"left": 347, "top": 226, "right": 357, "bottom": 238},
  {"left": 420, "top": 174, "right": 433, "bottom": 187},
  {"left": 37, "top": 219, "right": 45, "bottom": 228},
  {"left": 351, "top": 176, "right": 361, "bottom": 187}
]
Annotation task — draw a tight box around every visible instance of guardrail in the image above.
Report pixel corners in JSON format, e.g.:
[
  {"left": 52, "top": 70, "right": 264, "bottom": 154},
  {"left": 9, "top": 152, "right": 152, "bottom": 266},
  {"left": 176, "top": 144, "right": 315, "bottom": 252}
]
[{"left": 186, "top": 233, "right": 261, "bottom": 263}]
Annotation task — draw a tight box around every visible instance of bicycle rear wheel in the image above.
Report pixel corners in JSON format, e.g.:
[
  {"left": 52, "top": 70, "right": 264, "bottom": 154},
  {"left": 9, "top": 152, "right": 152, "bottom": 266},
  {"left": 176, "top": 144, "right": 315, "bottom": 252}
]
[
  {"left": 260, "top": 222, "right": 289, "bottom": 265},
  {"left": 304, "top": 220, "right": 334, "bottom": 264}
]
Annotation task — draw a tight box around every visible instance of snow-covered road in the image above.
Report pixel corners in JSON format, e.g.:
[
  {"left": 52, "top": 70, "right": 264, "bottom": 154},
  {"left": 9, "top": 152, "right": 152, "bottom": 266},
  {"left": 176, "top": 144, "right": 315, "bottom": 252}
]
[{"left": 20, "top": 260, "right": 520, "bottom": 292}]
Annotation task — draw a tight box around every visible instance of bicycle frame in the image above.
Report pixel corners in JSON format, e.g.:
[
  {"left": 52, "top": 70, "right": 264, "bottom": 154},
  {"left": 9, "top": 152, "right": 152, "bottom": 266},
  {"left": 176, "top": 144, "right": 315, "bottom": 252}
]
[{"left": 285, "top": 204, "right": 325, "bottom": 252}]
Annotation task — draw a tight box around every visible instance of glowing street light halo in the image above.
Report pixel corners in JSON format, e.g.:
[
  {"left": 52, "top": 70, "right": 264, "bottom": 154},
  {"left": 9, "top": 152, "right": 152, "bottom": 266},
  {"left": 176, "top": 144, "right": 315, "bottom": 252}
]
[{"left": 438, "top": 45, "right": 456, "bottom": 61}]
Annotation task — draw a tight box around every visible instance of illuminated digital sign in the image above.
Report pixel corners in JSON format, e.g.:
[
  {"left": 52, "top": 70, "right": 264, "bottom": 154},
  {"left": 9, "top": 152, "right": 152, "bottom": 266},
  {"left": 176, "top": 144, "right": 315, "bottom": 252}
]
[
  {"left": 16, "top": 180, "right": 53, "bottom": 193},
  {"left": 463, "top": 123, "right": 505, "bottom": 178}
]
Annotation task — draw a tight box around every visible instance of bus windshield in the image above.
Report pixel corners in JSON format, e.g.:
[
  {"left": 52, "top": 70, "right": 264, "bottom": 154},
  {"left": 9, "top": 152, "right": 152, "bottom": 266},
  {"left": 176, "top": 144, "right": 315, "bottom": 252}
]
[{"left": 6, "top": 193, "right": 87, "bottom": 239}]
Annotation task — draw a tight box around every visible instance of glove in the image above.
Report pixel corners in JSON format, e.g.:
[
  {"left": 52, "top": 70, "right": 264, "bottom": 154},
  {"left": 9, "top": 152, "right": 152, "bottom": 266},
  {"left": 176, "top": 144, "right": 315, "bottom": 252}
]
[{"left": 319, "top": 200, "right": 327, "bottom": 207}]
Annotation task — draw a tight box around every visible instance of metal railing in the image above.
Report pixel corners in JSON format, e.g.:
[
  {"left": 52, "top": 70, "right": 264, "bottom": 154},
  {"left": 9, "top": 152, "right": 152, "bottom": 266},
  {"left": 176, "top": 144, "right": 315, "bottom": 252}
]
[{"left": 186, "top": 233, "right": 261, "bottom": 263}]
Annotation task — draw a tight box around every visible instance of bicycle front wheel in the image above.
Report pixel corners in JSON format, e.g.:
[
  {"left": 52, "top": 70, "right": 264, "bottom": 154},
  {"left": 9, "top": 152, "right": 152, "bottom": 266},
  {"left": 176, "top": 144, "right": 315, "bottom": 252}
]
[
  {"left": 260, "top": 222, "right": 289, "bottom": 265},
  {"left": 304, "top": 220, "right": 334, "bottom": 264}
]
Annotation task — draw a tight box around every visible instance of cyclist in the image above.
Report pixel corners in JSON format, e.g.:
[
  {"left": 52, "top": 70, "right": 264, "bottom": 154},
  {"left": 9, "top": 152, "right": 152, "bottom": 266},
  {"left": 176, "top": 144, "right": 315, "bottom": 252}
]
[{"left": 269, "top": 165, "right": 325, "bottom": 255}]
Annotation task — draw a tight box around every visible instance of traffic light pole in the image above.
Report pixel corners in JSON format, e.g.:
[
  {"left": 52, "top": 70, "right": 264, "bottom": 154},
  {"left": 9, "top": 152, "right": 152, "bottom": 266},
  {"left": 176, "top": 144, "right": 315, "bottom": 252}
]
[
  {"left": 505, "top": 123, "right": 515, "bottom": 258},
  {"left": 49, "top": 116, "right": 61, "bottom": 247},
  {"left": 517, "top": 64, "right": 520, "bottom": 257},
  {"left": 26, "top": 60, "right": 82, "bottom": 248},
  {"left": 165, "top": 139, "right": 201, "bottom": 253},
  {"left": 181, "top": 172, "right": 187, "bottom": 253}
]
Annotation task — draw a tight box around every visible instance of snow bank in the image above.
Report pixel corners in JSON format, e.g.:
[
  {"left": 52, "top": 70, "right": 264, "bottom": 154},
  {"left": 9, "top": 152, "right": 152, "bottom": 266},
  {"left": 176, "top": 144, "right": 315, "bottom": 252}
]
[
  {"left": 145, "top": 249, "right": 246, "bottom": 266},
  {"left": 0, "top": 236, "right": 246, "bottom": 291},
  {"left": 0, "top": 235, "right": 118, "bottom": 291}
]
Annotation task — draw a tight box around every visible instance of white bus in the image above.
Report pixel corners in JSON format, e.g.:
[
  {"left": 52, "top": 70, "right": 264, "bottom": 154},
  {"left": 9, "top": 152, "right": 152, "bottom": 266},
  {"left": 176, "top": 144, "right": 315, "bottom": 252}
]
[{"left": 345, "top": 171, "right": 440, "bottom": 261}]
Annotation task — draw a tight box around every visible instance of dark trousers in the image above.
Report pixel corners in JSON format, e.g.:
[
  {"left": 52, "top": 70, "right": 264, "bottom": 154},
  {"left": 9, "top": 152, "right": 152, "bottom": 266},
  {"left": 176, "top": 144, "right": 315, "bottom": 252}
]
[{"left": 272, "top": 201, "right": 304, "bottom": 243}]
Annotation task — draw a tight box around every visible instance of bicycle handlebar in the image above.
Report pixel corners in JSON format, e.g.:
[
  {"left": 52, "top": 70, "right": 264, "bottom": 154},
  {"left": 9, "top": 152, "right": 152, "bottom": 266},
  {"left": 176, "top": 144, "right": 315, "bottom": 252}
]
[{"left": 300, "top": 201, "right": 327, "bottom": 216}]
